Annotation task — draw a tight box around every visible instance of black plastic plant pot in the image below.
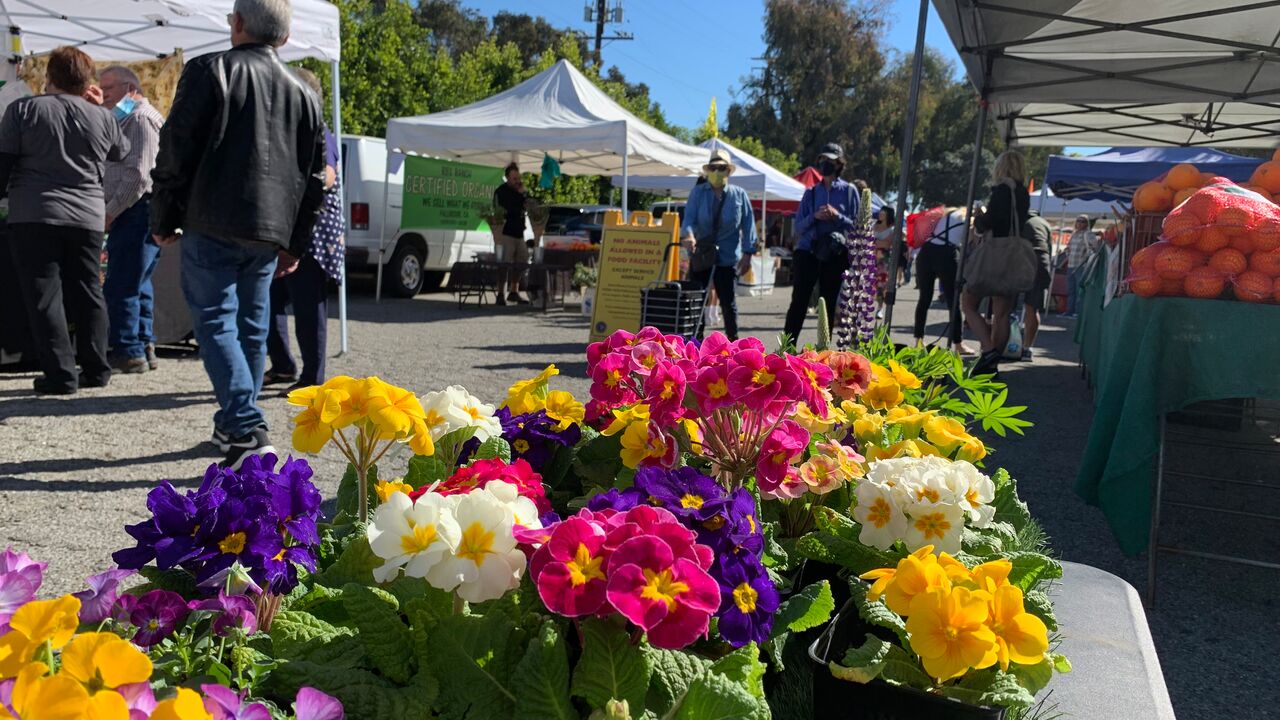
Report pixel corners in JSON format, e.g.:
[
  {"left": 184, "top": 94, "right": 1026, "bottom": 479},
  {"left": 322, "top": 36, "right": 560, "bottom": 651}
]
[{"left": 808, "top": 604, "right": 1006, "bottom": 720}]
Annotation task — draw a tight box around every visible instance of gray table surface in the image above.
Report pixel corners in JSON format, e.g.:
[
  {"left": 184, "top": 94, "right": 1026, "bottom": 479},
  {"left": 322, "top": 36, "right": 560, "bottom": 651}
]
[{"left": 1048, "top": 561, "right": 1177, "bottom": 719}]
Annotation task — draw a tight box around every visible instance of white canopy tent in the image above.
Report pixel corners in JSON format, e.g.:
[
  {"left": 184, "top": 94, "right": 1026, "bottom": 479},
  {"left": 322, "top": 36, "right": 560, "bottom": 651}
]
[
  {"left": 880, "top": 0, "right": 1280, "bottom": 328},
  {"left": 4, "top": 0, "right": 349, "bottom": 350},
  {"left": 608, "top": 137, "right": 807, "bottom": 201},
  {"left": 379, "top": 59, "right": 709, "bottom": 300},
  {"left": 931, "top": 1, "right": 1280, "bottom": 148}
]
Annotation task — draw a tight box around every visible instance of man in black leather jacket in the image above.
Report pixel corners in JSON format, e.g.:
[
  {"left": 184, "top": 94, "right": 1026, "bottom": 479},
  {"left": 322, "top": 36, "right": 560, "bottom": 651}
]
[{"left": 151, "top": 0, "right": 326, "bottom": 471}]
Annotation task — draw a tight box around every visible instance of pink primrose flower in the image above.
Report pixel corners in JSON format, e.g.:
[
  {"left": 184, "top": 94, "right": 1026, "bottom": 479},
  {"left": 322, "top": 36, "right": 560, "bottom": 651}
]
[
  {"left": 762, "top": 467, "right": 808, "bottom": 500},
  {"left": 643, "top": 362, "right": 687, "bottom": 424},
  {"left": 755, "top": 420, "right": 810, "bottom": 496},
  {"left": 604, "top": 535, "right": 721, "bottom": 649},
  {"left": 726, "top": 350, "right": 798, "bottom": 412},
  {"left": 590, "top": 353, "right": 638, "bottom": 406},
  {"left": 533, "top": 517, "right": 611, "bottom": 617},
  {"left": 629, "top": 341, "right": 665, "bottom": 376},
  {"left": 605, "top": 329, "right": 638, "bottom": 352},
  {"left": 789, "top": 355, "right": 836, "bottom": 415},
  {"left": 690, "top": 365, "right": 734, "bottom": 414}
]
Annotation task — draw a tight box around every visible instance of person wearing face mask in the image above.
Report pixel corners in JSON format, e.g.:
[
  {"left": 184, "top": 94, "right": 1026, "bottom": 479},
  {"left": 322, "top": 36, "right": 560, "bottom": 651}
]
[
  {"left": 783, "top": 142, "right": 858, "bottom": 347},
  {"left": 100, "top": 66, "right": 166, "bottom": 374},
  {"left": 681, "top": 148, "right": 757, "bottom": 340}
]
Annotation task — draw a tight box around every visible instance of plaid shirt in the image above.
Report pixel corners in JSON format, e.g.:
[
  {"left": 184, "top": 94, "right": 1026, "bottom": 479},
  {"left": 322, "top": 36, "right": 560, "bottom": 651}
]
[
  {"left": 103, "top": 97, "right": 164, "bottom": 220},
  {"left": 1066, "top": 230, "right": 1098, "bottom": 269}
]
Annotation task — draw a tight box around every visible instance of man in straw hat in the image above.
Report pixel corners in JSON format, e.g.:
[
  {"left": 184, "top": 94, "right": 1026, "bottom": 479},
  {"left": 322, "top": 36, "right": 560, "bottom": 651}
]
[{"left": 680, "top": 147, "right": 758, "bottom": 340}]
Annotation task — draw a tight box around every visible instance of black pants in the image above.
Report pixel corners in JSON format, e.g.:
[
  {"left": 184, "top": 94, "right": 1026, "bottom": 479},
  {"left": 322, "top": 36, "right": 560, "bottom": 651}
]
[
  {"left": 267, "top": 256, "right": 329, "bottom": 385},
  {"left": 784, "top": 249, "right": 846, "bottom": 346},
  {"left": 8, "top": 223, "right": 111, "bottom": 389},
  {"left": 913, "top": 242, "right": 961, "bottom": 342},
  {"left": 693, "top": 265, "right": 739, "bottom": 340}
]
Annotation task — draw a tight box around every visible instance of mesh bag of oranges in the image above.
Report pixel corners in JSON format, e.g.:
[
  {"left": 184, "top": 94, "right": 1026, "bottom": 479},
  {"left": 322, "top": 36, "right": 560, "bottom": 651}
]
[{"left": 1126, "top": 181, "right": 1280, "bottom": 303}]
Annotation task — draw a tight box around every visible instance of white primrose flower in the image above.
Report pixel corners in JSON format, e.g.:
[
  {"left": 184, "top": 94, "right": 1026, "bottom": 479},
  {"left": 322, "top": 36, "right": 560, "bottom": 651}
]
[
  {"left": 426, "top": 488, "right": 526, "bottom": 603},
  {"left": 943, "top": 460, "right": 996, "bottom": 528},
  {"left": 367, "top": 491, "right": 461, "bottom": 583},
  {"left": 853, "top": 479, "right": 908, "bottom": 551},
  {"left": 420, "top": 386, "right": 477, "bottom": 441},
  {"left": 481, "top": 480, "right": 543, "bottom": 530},
  {"left": 902, "top": 498, "right": 966, "bottom": 555}
]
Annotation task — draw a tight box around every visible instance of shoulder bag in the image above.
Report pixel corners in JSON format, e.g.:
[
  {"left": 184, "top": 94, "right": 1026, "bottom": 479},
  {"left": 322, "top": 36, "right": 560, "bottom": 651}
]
[{"left": 962, "top": 180, "right": 1038, "bottom": 296}]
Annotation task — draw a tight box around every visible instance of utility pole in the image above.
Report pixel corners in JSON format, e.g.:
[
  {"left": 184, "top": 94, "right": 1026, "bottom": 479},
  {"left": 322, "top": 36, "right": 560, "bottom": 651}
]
[
  {"left": 583, "top": 0, "right": 633, "bottom": 68},
  {"left": 594, "top": 0, "right": 606, "bottom": 67}
]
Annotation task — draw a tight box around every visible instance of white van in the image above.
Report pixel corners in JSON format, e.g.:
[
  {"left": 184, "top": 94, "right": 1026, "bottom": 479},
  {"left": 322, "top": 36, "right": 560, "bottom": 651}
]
[{"left": 340, "top": 135, "right": 495, "bottom": 297}]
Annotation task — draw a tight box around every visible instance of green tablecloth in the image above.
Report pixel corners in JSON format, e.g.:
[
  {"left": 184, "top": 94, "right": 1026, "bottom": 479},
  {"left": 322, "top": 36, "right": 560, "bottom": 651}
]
[
  {"left": 1074, "top": 274, "right": 1280, "bottom": 555},
  {"left": 1074, "top": 248, "right": 1110, "bottom": 379}
]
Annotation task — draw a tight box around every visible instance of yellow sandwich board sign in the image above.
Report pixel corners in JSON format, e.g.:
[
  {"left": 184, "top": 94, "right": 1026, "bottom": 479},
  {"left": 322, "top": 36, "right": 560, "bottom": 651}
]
[{"left": 588, "top": 211, "right": 680, "bottom": 342}]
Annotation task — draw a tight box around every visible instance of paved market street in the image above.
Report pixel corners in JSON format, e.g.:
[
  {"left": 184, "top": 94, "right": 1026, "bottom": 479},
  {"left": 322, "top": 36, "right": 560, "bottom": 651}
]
[{"left": 1, "top": 279, "right": 1274, "bottom": 719}]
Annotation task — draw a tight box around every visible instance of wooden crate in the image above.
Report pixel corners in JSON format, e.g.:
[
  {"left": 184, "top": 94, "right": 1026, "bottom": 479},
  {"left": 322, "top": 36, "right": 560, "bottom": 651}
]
[{"left": 1117, "top": 212, "right": 1168, "bottom": 297}]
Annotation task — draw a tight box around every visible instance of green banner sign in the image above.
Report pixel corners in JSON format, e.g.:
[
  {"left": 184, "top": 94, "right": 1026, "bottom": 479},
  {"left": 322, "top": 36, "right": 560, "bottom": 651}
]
[{"left": 401, "top": 156, "right": 504, "bottom": 231}]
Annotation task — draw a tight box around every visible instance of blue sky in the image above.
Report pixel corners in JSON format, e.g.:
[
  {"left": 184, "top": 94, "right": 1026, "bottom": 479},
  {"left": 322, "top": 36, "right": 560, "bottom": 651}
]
[{"left": 462, "top": 1, "right": 1096, "bottom": 154}]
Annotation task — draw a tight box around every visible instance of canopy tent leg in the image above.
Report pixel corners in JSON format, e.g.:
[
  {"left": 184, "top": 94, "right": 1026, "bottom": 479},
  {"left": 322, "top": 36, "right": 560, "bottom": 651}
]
[
  {"left": 951, "top": 99, "right": 990, "bottom": 341},
  {"left": 882, "top": 0, "right": 929, "bottom": 330},
  {"left": 375, "top": 160, "right": 392, "bottom": 304},
  {"left": 759, "top": 194, "right": 767, "bottom": 288},
  {"left": 330, "top": 60, "right": 348, "bottom": 355},
  {"left": 621, "top": 151, "right": 629, "bottom": 222}
]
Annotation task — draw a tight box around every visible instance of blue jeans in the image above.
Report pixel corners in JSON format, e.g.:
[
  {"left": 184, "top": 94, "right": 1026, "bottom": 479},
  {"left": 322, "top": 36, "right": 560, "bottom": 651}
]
[
  {"left": 181, "top": 232, "right": 278, "bottom": 438},
  {"left": 104, "top": 200, "right": 160, "bottom": 359}
]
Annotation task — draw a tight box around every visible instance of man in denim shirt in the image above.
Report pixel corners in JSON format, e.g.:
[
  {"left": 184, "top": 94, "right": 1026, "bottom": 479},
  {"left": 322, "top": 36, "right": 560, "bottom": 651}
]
[
  {"left": 784, "top": 142, "right": 858, "bottom": 346},
  {"left": 681, "top": 149, "right": 757, "bottom": 340}
]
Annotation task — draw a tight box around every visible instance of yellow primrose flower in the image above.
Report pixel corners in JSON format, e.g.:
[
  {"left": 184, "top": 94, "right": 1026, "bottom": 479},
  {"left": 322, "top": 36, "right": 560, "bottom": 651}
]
[
  {"left": 852, "top": 411, "right": 886, "bottom": 440},
  {"left": 375, "top": 478, "right": 414, "bottom": 504},
  {"left": 986, "top": 584, "right": 1049, "bottom": 671},
  {"left": 923, "top": 415, "right": 969, "bottom": 455},
  {"left": 680, "top": 418, "right": 704, "bottom": 454},
  {"left": 544, "top": 390, "right": 585, "bottom": 431},
  {"left": 150, "top": 688, "right": 213, "bottom": 720},
  {"left": 364, "top": 379, "right": 427, "bottom": 439},
  {"left": 889, "top": 410, "right": 934, "bottom": 440},
  {"left": 794, "top": 402, "right": 836, "bottom": 433},
  {"left": 906, "top": 586, "right": 997, "bottom": 681},
  {"left": 618, "top": 421, "right": 667, "bottom": 469},
  {"left": 969, "top": 559, "right": 1013, "bottom": 593},
  {"left": 938, "top": 552, "right": 975, "bottom": 585},
  {"left": 815, "top": 441, "right": 864, "bottom": 481},
  {"left": 887, "top": 360, "right": 922, "bottom": 389},
  {"left": 859, "top": 545, "right": 947, "bottom": 614},
  {"left": 503, "top": 365, "right": 559, "bottom": 414},
  {"left": 291, "top": 403, "right": 334, "bottom": 455},
  {"left": 862, "top": 377, "right": 904, "bottom": 410},
  {"left": 408, "top": 417, "right": 435, "bottom": 456},
  {"left": 840, "top": 400, "right": 869, "bottom": 420},
  {"left": 601, "top": 404, "right": 650, "bottom": 437},
  {"left": 864, "top": 439, "right": 939, "bottom": 463},
  {"left": 956, "top": 436, "right": 988, "bottom": 463},
  {"left": 61, "top": 632, "right": 152, "bottom": 695}
]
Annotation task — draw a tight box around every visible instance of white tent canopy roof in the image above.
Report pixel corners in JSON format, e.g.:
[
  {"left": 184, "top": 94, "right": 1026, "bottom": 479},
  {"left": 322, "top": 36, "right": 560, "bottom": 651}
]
[
  {"left": 6, "top": 0, "right": 340, "bottom": 62},
  {"left": 933, "top": 0, "right": 1280, "bottom": 147},
  {"left": 385, "top": 59, "right": 708, "bottom": 176},
  {"left": 608, "top": 137, "right": 807, "bottom": 201}
]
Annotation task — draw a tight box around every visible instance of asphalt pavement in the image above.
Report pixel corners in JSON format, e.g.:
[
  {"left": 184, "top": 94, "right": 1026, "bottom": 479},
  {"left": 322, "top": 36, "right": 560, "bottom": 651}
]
[{"left": 1, "top": 275, "right": 1274, "bottom": 719}]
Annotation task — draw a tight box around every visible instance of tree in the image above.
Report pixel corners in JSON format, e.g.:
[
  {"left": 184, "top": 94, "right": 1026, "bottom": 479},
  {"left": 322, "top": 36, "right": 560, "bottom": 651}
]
[
  {"left": 415, "top": 0, "right": 488, "bottom": 58},
  {"left": 491, "top": 11, "right": 577, "bottom": 66}
]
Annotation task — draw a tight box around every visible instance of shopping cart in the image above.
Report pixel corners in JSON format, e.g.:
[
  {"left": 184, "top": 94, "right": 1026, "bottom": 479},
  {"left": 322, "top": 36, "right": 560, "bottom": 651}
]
[{"left": 639, "top": 243, "right": 708, "bottom": 338}]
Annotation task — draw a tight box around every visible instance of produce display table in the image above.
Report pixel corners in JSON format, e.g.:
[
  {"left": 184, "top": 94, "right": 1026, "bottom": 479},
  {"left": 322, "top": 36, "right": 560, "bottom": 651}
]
[
  {"left": 1048, "top": 562, "right": 1175, "bottom": 720},
  {"left": 1073, "top": 255, "right": 1280, "bottom": 554}
]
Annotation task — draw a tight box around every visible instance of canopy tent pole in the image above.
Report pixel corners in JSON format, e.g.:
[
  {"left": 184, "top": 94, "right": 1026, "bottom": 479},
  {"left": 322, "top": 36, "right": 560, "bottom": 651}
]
[
  {"left": 621, "top": 150, "right": 630, "bottom": 222},
  {"left": 330, "top": 60, "right": 348, "bottom": 354},
  {"left": 882, "top": 0, "right": 929, "bottom": 330},
  {"left": 950, "top": 99, "right": 990, "bottom": 342},
  {"left": 375, "top": 156, "right": 392, "bottom": 304},
  {"left": 759, "top": 194, "right": 768, "bottom": 288}
]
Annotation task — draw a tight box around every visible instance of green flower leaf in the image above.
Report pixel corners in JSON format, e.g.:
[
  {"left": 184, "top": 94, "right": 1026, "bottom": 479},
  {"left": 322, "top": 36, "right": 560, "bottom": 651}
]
[
  {"left": 850, "top": 587, "right": 909, "bottom": 646},
  {"left": 342, "top": 583, "right": 415, "bottom": 684},
  {"left": 709, "top": 645, "right": 770, "bottom": 720},
  {"left": 404, "top": 454, "right": 450, "bottom": 490},
  {"left": 570, "top": 618, "right": 651, "bottom": 713},
  {"left": 794, "top": 531, "right": 894, "bottom": 576},
  {"left": 991, "top": 470, "right": 1032, "bottom": 529},
  {"left": 831, "top": 633, "right": 891, "bottom": 684},
  {"left": 314, "top": 534, "right": 382, "bottom": 589},
  {"left": 1009, "top": 656, "right": 1054, "bottom": 696},
  {"left": 772, "top": 580, "right": 835, "bottom": 637},
  {"left": 511, "top": 621, "right": 575, "bottom": 720},
  {"left": 134, "top": 566, "right": 199, "bottom": 597},
  {"left": 422, "top": 611, "right": 521, "bottom": 720},
  {"left": 937, "top": 668, "right": 1036, "bottom": 710},
  {"left": 1022, "top": 589, "right": 1059, "bottom": 632},
  {"left": 473, "top": 436, "right": 512, "bottom": 462},
  {"left": 669, "top": 669, "right": 759, "bottom": 720},
  {"left": 269, "top": 611, "right": 353, "bottom": 659},
  {"left": 875, "top": 641, "right": 934, "bottom": 690},
  {"left": 643, "top": 647, "right": 711, "bottom": 716},
  {"left": 265, "top": 661, "right": 438, "bottom": 720},
  {"left": 571, "top": 432, "right": 625, "bottom": 487},
  {"left": 999, "top": 552, "right": 1063, "bottom": 592},
  {"left": 1051, "top": 652, "right": 1073, "bottom": 673}
]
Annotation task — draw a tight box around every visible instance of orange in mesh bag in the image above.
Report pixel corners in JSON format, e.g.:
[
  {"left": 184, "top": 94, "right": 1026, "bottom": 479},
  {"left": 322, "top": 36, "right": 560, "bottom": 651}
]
[
  {"left": 1234, "top": 270, "right": 1273, "bottom": 302},
  {"left": 1184, "top": 266, "right": 1228, "bottom": 299}
]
